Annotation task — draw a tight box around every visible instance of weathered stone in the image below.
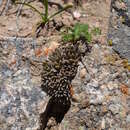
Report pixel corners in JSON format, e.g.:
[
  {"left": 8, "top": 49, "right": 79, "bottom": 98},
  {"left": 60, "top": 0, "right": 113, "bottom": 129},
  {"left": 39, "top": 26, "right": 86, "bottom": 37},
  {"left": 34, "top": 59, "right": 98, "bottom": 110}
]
[
  {"left": 107, "top": 81, "right": 119, "bottom": 90},
  {"left": 126, "top": 115, "right": 130, "bottom": 123},
  {"left": 0, "top": 38, "right": 47, "bottom": 130},
  {"left": 108, "top": 0, "right": 130, "bottom": 61},
  {"left": 109, "top": 104, "right": 120, "bottom": 115}
]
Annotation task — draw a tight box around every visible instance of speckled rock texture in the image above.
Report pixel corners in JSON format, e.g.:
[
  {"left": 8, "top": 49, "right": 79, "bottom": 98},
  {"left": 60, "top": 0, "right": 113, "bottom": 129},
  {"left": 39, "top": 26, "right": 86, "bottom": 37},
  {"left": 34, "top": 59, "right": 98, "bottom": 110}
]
[
  {"left": 0, "top": 0, "right": 129, "bottom": 130},
  {"left": 108, "top": 0, "right": 130, "bottom": 62},
  {"left": 0, "top": 36, "right": 130, "bottom": 130},
  {"left": 60, "top": 44, "right": 130, "bottom": 130},
  {"left": 0, "top": 38, "right": 47, "bottom": 130}
]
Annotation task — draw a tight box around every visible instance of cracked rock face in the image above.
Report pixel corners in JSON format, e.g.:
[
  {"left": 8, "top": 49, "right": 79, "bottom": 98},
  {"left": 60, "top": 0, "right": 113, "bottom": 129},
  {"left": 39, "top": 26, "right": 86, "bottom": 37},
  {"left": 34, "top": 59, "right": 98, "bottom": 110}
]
[
  {"left": 0, "top": 38, "right": 47, "bottom": 130},
  {"left": 62, "top": 44, "right": 130, "bottom": 130},
  {"left": 0, "top": 37, "right": 130, "bottom": 130},
  {"left": 108, "top": 0, "right": 130, "bottom": 62}
]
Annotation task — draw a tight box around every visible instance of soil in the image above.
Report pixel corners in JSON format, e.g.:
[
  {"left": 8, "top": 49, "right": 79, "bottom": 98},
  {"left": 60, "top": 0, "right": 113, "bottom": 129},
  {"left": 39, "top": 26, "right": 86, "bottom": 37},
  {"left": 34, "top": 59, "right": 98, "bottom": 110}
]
[{"left": 0, "top": 0, "right": 111, "bottom": 43}]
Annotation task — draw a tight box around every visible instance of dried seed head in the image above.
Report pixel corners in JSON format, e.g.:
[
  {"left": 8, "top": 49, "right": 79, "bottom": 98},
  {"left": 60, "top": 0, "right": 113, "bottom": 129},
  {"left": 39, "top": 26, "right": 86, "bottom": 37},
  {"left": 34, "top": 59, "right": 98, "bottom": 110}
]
[{"left": 41, "top": 38, "right": 91, "bottom": 125}]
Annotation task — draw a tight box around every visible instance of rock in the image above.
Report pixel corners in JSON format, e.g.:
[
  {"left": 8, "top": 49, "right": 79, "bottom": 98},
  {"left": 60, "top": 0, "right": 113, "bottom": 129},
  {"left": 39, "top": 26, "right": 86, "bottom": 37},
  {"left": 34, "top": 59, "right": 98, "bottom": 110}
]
[
  {"left": 126, "top": 79, "right": 130, "bottom": 87},
  {"left": 127, "top": 72, "right": 130, "bottom": 78},
  {"left": 115, "top": 0, "right": 126, "bottom": 10},
  {"left": 87, "top": 80, "right": 99, "bottom": 89},
  {"left": 100, "top": 84, "right": 107, "bottom": 90},
  {"left": 92, "top": 44, "right": 103, "bottom": 63},
  {"left": 101, "top": 105, "right": 108, "bottom": 114},
  {"left": 72, "top": 94, "right": 81, "bottom": 103},
  {"left": 91, "top": 68, "right": 98, "bottom": 75},
  {"left": 0, "top": 38, "right": 47, "bottom": 130},
  {"left": 120, "top": 84, "right": 129, "bottom": 95},
  {"left": 101, "top": 118, "right": 105, "bottom": 129},
  {"left": 80, "top": 68, "right": 87, "bottom": 79},
  {"left": 43, "top": 41, "right": 60, "bottom": 56},
  {"left": 85, "top": 85, "right": 104, "bottom": 105},
  {"left": 107, "top": 82, "right": 119, "bottom": 90},
  {"left": 122, "top": 72, "right": 128, "bottom": 81},
  {"left": 0, "top": 77, "right": 47, "bottom": 130},
  {"left": 126, "top": 115, "right": 130, "bottom": 123},
  {"left": 108, "top": 0, "right": 130, "bottom": 61},
  {"left": 109, "top": 104, "right": 120, "bottom": 115},
  {"left": 85, "top": 74, "right": 91, "bottom": 83},
  {"left": 79, "top": 126, "right": 86, "bottom": 130},
  {"left": 73, "top": 10, "right": 81, "bottom": 19},
  {"left": 80, "top": 99, "right": 90, "bottom": 109}
]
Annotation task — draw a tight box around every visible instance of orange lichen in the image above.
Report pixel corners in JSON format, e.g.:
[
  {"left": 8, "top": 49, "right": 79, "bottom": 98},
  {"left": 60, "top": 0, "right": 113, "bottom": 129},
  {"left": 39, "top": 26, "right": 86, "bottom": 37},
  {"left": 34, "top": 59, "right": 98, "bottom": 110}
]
[
  {"left": 44, "top": 47, "right": 52, "bottom": 56},
  {"left": 69, "top": 85, "right": 74, "bottom": 96},
  {"left": 9, "top": 59, "right": 16, "bottom": 66},
  {"left": 35, "top": 48, "right": 42, "bottom": 57},
  {"left": 120, "top": 84, "right": 129, "bottom": 95}
]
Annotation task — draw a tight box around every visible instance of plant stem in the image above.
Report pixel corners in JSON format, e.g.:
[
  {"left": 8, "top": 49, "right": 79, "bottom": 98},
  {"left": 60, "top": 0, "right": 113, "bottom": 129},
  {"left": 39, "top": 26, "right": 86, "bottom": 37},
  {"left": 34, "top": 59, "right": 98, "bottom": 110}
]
[
  {"left": 48, "top": 5, "right": 72, "bottom": 20},
  {"left": 43, "top": 0, "right": 48, "bottom": 22},
  {"left": 15, "top": 2, "right": 45, "bottom": 21}
]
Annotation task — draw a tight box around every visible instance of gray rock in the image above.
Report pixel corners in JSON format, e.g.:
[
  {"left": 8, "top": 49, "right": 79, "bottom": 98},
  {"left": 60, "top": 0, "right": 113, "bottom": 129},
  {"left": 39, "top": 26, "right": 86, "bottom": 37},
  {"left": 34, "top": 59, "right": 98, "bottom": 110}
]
[
  {"left": 109, "top": 104, "right": 120, "bottom": 115},
  {"left": 107, "top": 81, "right": 119, "bottom": 90},
  {"left": 127, "top": 72, "right": 130, "bottom": 78},
  {"left": 0, "top": 37, "right": 47, "bottom": 130},
  {"left": 85, "top": 85, "right": 104, "bottom": 105},
  {"left": 87, "top": 80, "right": 99, "bottom": 88},
  {"left": 0, "top": 0, "right": 2, "bottom": 6},
  {"left": 108, "top": 0, "right": 130, "bottom": 61},
  {"left": 0, "top": 77, "right": 46, "bottom": 130},
  {"left": 85, "top": 74, "right": 91, "bottom": 82},
  {"left": 126, "top": 114, "right": 130, "bottom": 123}
]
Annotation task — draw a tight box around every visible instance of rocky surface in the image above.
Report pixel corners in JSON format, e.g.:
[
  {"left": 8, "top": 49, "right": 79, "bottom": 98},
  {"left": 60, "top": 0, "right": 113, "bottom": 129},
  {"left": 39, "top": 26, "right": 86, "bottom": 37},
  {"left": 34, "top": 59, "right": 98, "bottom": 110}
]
[
  {"left": 0, "top": 0, "right": 130, "bottom": 130},
  {"left": 0, "top": 38, "right": 130, "bottom": 130},
  {"left": 60, "top": 44, "right": 130, "bottom": 130},
  {"left": 108, "top": 0, "right": 130, "bottom": 62},
  {"left": 0, "top": 38, "right": 47, "bottom": 130}
]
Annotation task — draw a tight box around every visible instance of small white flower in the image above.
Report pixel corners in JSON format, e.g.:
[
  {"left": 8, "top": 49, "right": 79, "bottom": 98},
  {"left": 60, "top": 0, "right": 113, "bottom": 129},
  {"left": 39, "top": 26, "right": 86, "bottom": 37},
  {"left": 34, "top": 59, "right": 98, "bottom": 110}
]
[{"left": 73, "top": 10, "right": 81, "bottom": 19}]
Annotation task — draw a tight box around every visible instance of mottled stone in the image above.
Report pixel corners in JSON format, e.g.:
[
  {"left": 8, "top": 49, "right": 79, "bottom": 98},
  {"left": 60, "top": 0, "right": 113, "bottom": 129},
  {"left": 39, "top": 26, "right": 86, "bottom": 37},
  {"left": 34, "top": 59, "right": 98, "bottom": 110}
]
[
  {"left": 108, "top": 0, "right": 130, "bottom": 61},
  {"left": 126, "top": 114, "right": 130, "bottom": 123},
  {"left": 0, "top": 38, "right": 47, "bottom": 130},
  {"left": 107, "top": 81, "right": 119, "bottom": 90},
  {"left": 85, "top": 85, "right": 104, "bottom": 105},
  {"left": 109, "top": 104, "right": 120, "bottom": 115}
]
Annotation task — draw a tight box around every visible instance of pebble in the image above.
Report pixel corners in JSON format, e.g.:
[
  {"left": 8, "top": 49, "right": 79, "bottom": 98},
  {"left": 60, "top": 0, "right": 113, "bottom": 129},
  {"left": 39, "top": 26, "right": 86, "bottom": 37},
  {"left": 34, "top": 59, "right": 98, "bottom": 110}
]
[
  {"left": 87, "top": 80, "right": 99, "bottom": 89},
  {"left": 107, "top": 82, "right": 118, "bottom": 90},
  {"left": 127, "top": 72, "right": 130, "bottom": 78},
  {"left": 126, "top": 115, "right": 130, "bottom": 123},
  {"left": 80, "top": 99, "right": 90, "bottom": 109},
  {"left": 115, "top": 0, "right": 126, "bottom": 10},
  {"left": 101, "top": 118, "right": 105, "bottom": 129},
  {"left": 86, "top": 87, "right": 104, "bottom": 105},
  {"left": 7, "top": 117, "right": 15, "bottom": 124},
  {"left": 109, "top": 104, "right": 120, "bottom": 115},
  {"left": 73, "top": 10, "right": 81, "bottom": 19},
  {"left": 79, "top": 126, "right": 86, "bottom": 130},
  {"left": 80, "top": 68, "right": 87, "bottom": 79},
  {"left": 13, "top": 70, "right": 22, "bottom": 77},
  {"left": 85, "top": 74, "right": 91, "bottom": 82}
]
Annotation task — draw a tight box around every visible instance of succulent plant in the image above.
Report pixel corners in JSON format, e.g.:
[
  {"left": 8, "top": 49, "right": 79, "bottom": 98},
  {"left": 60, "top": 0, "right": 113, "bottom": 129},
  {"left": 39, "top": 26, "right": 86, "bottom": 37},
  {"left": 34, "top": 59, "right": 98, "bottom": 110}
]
[{"left": 40, "top": 36, "right": 91, "bottom": 129}]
